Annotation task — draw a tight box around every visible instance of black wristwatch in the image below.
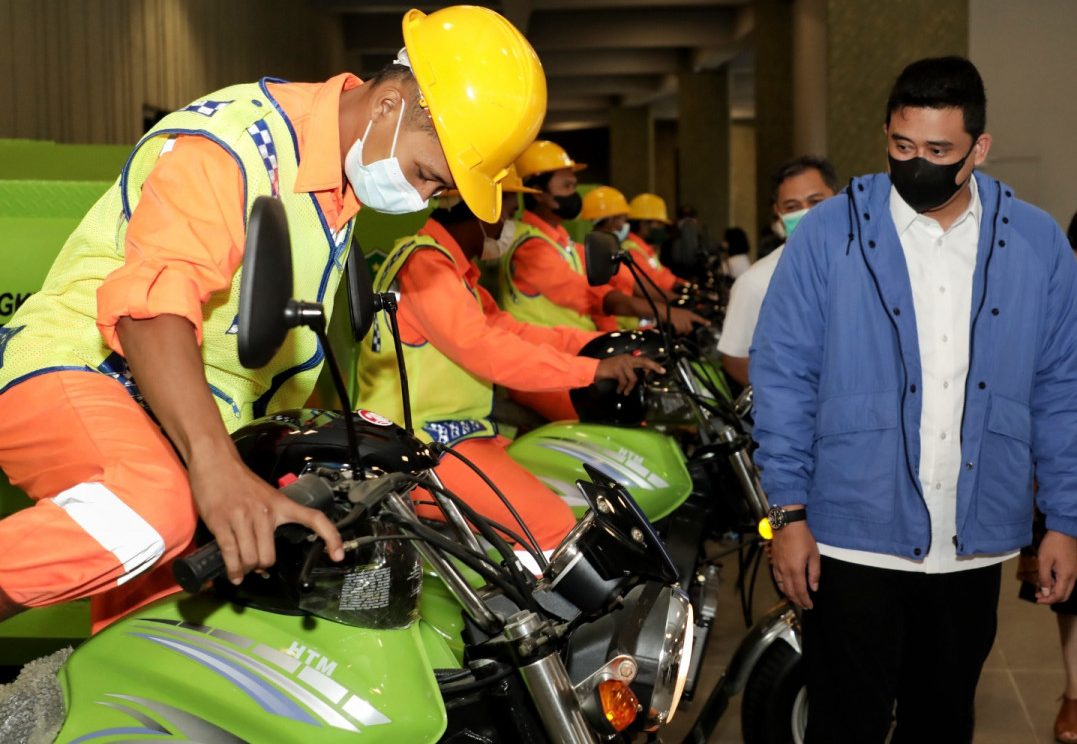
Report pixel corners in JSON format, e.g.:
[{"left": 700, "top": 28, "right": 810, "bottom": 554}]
[{"left": 758, "top": 506, "right": 807, "bottom": 539}]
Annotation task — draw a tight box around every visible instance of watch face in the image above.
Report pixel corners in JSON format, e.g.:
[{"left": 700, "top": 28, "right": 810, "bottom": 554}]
[{"left": 767, "top": 506, "right": 786, "bottom": 530}]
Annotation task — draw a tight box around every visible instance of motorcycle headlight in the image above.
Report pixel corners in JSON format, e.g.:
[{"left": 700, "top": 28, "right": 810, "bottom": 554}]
[{"left": 566, "top": 582, "right": 695, "bottom": 732}]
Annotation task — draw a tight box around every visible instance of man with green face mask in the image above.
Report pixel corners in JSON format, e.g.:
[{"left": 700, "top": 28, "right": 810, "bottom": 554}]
[{"left": 718, "top": 155, "right": 837, "bottom": 385}]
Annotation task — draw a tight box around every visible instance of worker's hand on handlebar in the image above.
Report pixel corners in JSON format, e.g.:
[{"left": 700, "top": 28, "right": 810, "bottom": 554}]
[
  {"left": 667, "top": 307, "right": 710, "bottom": 335},
  {"left": 188, "top": 455, "right": 344, "bottom": 585},
  {"left": 595, "top": 354, "right": 666, "bottom": 395}
]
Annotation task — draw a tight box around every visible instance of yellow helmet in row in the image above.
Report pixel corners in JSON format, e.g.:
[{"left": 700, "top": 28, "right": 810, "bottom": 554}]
[
  {"left": 627, "top": 193, "right": 670, "bottom": 224},
  {"left": 439, "top": 164, "right": 538, "bottom": 199},
  {"left": 514, "top": 140, "right": 587, "bottom": 180},
  {"left": 580, "top": 186, "right": 629, "bottom": 221},
  {"left": 403, "top": 6, "right": 546, "bottom": 222}
]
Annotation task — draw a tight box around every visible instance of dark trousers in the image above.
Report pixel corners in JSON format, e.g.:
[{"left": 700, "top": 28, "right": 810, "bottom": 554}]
[{"left": 802, "top": 556, "right": 1002, "bottom": 744}]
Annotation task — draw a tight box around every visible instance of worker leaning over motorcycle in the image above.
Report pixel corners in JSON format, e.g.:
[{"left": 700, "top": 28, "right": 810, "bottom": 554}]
[
  {"left": 624, "top": 193, "right": 684, "bottom": 296},
  {"left": 0, "top": 6, "right": 544, "bottom": 629},
  {"left": 498, "top": 141, "right": 706, "bottom": 336},
  {"left": 357, "top": 168, "right": 663, "bottom": 562}
]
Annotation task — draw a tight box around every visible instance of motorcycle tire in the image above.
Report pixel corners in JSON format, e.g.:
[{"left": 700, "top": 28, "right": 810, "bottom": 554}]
[{"left": 740, "top": 640, "right": 807, "bottom": 744}]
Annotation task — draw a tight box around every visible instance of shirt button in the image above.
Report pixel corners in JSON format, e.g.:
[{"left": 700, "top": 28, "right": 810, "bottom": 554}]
[
  {"left": 940, "top": 432, "right": 947, "bottom": 440},
  {"left": 943, "top": 381, "right": 950, "bottom": 389},
  {"left": 914, "top": 547, "right": 923, "bottom": 556},
  {"left": 942, "top": 334, "right": 949, "bottom": 342},
  {"left": 936, "top": 238, "right": 943, "bottom": 247},
  {"left": 966, "top": 462, "right": 975, "bottom": 470},
  {"left": 935, "top": 482, "right": 942, "bottom": 490},
  {"left": 939, "top": 286, "right": 946, "bottom": 293}
]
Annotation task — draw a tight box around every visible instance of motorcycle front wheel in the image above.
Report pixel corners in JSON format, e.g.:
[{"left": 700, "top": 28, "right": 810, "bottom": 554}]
[{"left": 740, "top": 640, "right": 807, "bottom": 744}]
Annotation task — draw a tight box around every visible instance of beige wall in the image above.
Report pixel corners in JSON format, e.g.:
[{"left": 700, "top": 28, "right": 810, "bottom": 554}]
[
  {"left": 825, "top": 0, "right": 967, "bottom": 181},
  {"left": 970, "top": 0, "right": 1077, "bottom": 227},
  {"left": 678, "top": 66, "right": 730, "bottom": 235},
  {"left": 730, "top": 121, "right": 757, "bottom": 253},
  {"left": 0, "top": 0, "right": 345, "bottom": 145}
]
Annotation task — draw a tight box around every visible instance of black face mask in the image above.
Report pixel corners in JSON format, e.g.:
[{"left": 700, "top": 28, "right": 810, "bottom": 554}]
[
  {"left": 888, "top": 143, "right": 975, "bottom": 213},
  {"left": 552, "top": 191, "right": 583, "bottom": 220}
]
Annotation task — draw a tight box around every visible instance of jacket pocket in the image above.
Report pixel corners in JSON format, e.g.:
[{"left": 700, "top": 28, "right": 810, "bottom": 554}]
[
  {"left": 976, "top": 394, "right": 1033, "bottom": 527},
  {"left": 810, "top": 391, "right": 899, "bottom": 523}
]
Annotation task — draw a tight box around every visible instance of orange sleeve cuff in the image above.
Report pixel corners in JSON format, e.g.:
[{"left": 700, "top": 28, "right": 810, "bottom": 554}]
[{"left": 97, "top": 262, "right": 206, "bottom": 354}]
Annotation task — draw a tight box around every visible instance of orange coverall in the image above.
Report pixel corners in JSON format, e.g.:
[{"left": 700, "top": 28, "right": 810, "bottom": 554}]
[{"left": 395, "top": 219, "right": 600, "bottom": 552}]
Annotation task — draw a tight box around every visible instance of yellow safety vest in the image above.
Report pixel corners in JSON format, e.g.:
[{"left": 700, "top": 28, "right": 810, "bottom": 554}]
[
  {"left": 357, "top": 235, "right": 498, "bottom": 446},
  {"left": 0, "top": 80, "right": 354, "bottom": 431},
  {"left": 498, "top": 221, "right": 597, "bottom": 331}
]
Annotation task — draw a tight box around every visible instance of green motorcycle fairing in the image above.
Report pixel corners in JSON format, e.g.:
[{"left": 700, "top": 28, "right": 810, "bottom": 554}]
[
  {"left": 55, "top": 591, "right": 452, "bottom": 743},
  {"left": 507, "top": 422, "right": 692, "bottom": 521}
]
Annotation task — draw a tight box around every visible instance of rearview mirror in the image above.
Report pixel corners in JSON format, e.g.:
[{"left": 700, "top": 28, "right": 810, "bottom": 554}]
[
  {"left": 345, "top": 241, "right": 377, "bottom": 342},
  {"left": 238, "top": 196, "right": 293, "bottom": 369},
  {"left": 584, "top": 231, "right": 620, "bottom": 287}
]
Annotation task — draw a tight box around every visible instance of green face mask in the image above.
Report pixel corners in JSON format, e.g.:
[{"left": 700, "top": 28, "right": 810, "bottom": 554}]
[{"left": 780, "top": 207, "right": 809, "bottom": 239}]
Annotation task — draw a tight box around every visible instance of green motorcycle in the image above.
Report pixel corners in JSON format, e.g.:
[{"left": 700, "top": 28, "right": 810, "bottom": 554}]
[
  {"left": 505, "top": 233, "right": 806, "bottom": 744},
  {"left": 0, "top": 199, "right": 695, "bottom": 744}
]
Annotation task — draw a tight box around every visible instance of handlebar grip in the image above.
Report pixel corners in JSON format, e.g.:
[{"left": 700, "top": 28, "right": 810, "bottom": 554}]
[
  {"left": 172, "top": 474, "right": 336, "bottom": 593},
  {"left": 173, "top": 540, "right": 226, "bottom": 594}
]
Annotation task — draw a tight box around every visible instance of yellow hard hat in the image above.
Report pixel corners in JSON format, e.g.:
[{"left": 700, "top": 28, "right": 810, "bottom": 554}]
[
  {"left": 627, "top": 193, "right": 670, "bottom": 224},
  {"left": 403, "top": 6, "right": 547, "bottom": 223},
  {"left": 514, "top": 140, "right": 587, "bottom": 180},
  {"left": 440, "top": 165, "right": 538, "bottom": 199},
  {"left": 580, "top": 186, "right": 630, "bottom": 221}
]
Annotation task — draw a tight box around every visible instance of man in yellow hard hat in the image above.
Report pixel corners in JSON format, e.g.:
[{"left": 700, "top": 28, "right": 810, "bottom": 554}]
[
  {"left": 499, "top": 141, "right": 704, "bottom": 338},
  {"left": 625, "top": 193, "right": 684, "bottom": 296},
  {"left": 0, "top": 5, "right": 545, "bottom": 627},
  {"left": 357, "top": 169, "right": 662, "bottom": 565}
]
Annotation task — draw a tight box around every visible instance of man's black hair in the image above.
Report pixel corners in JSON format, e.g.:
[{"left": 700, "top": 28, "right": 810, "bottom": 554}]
[
  {"left": 771, "top": 155, "right": 839, "bottom": 202},
  {"left": 724, "top": 227, "right": 750, "bottom": 256},
  {"left": 369, "top": 62, "right": 434, "bottom": 134},
  {"left": 430, "top": 197, "right": 475, "bottom": 227},
  {"left": 1067, "top": 211, "right": 1077, "bottom": 252},
  {"left": 886, "top": 56, "right": 987, "bottom": 138}
]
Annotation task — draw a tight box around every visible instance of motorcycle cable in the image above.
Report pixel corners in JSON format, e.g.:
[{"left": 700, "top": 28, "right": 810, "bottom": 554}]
[
  {"left": 412, "top": 500, "right": 539, "bottom": 556},
  {"left": 378, "top": 511, "right": 534, "bottom": 610},
  {"left": 623, "top": 257, "right": 675, "bottom": 358},
  {"left": 431, "top": 443, "right": 546, "bottom": 568},
  {"left": 628, "top": 253, "right": 678, "bottom": 337},
  {"left": 389, "top": 472, "right": 542, "bottom": 603}
]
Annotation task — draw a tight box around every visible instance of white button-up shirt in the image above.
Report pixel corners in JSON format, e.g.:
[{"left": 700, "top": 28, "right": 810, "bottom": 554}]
[{"left": 818, "top": 176, "right": 1017, "bottom": 573}]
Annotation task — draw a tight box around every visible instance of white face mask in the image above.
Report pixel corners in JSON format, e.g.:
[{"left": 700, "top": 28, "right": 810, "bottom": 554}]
[
  {"left": 614, "top": 223, "right": 630, "bottom": 242},
  {"left": 481, "top": 219, "right": 516, "bottom": 261},
  {"left": 344, "top": 98, "right": 428, "bottom": 215}
]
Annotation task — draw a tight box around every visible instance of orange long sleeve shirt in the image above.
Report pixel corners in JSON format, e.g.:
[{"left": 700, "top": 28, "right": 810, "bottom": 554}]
[
  {"left": 96, "top": 73, "right": 363, "bottom": 354},
  {"left": 395, "top": 219, "right": 601, "bottom": 392},
  {"left": 510, "top": 210, "right": 616, "bottom": 320},
  {"left": 626, "top": 232, "right": 679, "bottom": 292}
]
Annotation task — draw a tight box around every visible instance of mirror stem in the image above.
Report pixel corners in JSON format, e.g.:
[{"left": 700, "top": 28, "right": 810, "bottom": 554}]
[
  {"left": 306, "top": 312, "right": 362, "bottom": 469},
  {"left": 376, "top": 293, "right": 414, "bottom": 435},
  {"left": 623, "top": 256, "right": 675, "bottom": 355}
]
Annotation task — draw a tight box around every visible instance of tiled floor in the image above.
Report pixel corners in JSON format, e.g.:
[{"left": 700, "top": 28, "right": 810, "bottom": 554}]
[{"left": 664, "top": 556, "right": 1066, "bottom": 743}]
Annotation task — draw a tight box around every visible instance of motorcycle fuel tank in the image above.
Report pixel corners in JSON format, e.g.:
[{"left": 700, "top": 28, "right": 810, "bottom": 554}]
[
  {"left": 233, "top": 408, "right": 439, "bottom": 483},
  {"left": 508, "top": 422, "right": 692, "bottom": 521},
  {"left": 55, "top": 593, "right": 455, "bottom": 743}
]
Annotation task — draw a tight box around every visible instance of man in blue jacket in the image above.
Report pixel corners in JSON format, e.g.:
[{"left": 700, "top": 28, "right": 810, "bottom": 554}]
[{"left": 751, "top": 56, "right": 1077, "bottom": 742}]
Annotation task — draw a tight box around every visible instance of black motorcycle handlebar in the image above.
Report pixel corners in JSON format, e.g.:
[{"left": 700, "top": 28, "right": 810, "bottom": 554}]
[{"left": 172, "top": 474, "right": 335, "bottom": 593}]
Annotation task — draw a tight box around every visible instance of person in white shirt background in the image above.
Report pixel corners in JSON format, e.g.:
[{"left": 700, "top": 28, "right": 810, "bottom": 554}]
[
  {"left": 719, "top": 226, "right": 752, "bottom": 279},
  {"left": 717, "top": 155, "right": 838, "bottom": 386}
]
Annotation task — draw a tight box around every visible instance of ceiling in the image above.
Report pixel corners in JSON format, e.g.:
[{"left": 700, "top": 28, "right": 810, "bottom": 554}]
[{"left": 313, "top": 0, "right": 756, "bottom": 131}]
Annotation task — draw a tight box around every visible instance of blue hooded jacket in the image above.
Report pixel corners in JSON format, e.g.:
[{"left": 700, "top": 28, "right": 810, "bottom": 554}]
[{"left": 750, "top": 171, "right": 1077, "bottom": 558}]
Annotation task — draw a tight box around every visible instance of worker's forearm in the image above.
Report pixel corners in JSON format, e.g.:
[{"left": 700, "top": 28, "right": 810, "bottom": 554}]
[
  {"left": 603, "top": 291, "right": 662, "bottom": 319},
  {"left": 721, "top": 354, "right": 750, "bottom": 387},
  {"left": 117, "top": 314, "right": 236, "bottom": 466}
]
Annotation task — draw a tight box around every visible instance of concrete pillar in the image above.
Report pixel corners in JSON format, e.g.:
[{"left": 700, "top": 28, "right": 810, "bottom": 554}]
[
  {"left": 752, "top": 0, "right": 794, "bottom": 235},
  {"left": 609, "top": 105, "right": 653, "bottom": 198},
  {"left": 792, "top": 0, "right": 828, "bottom": 157},
  {"left": 653, "top": 119, "right": 678, "bottom": 214},
  {"left": 824, "top": 0, "right": 968, "bottom": 180},
  {"left": 678, "top": 66, "right": 730, "bottom": 235}
]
